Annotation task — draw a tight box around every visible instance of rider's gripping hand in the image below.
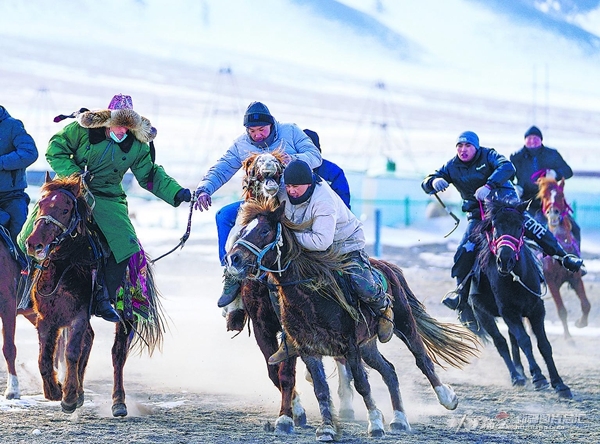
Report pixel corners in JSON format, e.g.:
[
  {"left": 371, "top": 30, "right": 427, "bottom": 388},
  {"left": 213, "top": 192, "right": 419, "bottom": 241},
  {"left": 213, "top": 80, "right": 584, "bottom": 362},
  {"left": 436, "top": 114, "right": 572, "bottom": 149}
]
[
  {"left": 432, "top": 178, "right": 449, "bottom": 193},
  {"left": 195, "top": 191, "right": 212, "bottom": 211},
  {"left": 174, "top": 188, "right": 192, "bottom": 206}
]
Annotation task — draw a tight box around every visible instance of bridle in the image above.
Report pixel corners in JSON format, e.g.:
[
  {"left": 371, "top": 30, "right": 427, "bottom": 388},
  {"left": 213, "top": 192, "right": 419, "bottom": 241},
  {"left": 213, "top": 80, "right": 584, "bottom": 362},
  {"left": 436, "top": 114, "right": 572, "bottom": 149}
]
[
  {"left": 232, "top": 221, "right": 289, "bottom": 276},
  {"left": 487, "top": 228, "right": 525, "bottom": 261},
  {"left": 33, "top": 188, "right": 82, "bottom": 261}
]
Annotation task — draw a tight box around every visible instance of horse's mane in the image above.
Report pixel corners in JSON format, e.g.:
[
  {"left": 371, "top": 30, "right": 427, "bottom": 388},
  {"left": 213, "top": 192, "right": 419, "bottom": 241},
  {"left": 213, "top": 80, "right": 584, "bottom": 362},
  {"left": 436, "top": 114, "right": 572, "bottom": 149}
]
[{"left": 238, "top": 199, "right": 360, "bottom": 319}]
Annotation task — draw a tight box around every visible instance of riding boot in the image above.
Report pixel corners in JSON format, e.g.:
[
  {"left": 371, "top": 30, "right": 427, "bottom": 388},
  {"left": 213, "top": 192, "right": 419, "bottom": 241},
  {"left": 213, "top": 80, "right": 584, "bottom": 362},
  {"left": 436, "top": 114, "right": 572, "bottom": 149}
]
[
  {"left": 217, "top": 268, "right": 241, "bottom": 308},
  {"left": 93, "top": 285, "right": 120, "bottom": 322},
  {"left": 94, "top": 255, "right": 126, "bottom": 323},
  {"left": 267, "top": 289, "right": 299, "bottom": 365},
  {"left": 377, "top": 302, "right": 394, "bottom": 343}
]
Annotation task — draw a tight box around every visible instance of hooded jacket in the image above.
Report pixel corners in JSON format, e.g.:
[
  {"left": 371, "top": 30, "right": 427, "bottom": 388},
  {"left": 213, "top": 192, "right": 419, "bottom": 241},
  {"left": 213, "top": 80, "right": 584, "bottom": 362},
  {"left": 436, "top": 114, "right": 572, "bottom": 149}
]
[
  {"left": 277, "top": 179, "right": 363, "bottom": 254},
  {"left": 0, "top": 106, "right": 38, "bottom": 192},
  {"left": 43, "top": 108, "right": 184, "bottom": 263},
  {"left": 196, "top": 122, "right": 322, "bottom": 196},
  {"left": 422, "top": 147, "right": 516, "bottom": 220}
]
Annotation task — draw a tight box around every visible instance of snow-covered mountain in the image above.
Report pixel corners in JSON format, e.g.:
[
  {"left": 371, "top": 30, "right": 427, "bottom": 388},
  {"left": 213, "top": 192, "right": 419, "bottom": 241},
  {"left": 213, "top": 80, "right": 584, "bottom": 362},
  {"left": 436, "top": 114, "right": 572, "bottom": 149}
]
[{"left": 1, "top": 0, "right": 599, "bottom": 181}]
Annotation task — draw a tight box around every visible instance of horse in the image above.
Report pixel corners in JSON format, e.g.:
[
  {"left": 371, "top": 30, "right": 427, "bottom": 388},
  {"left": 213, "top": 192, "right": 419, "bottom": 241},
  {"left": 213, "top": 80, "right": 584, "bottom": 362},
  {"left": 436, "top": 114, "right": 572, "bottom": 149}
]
[
  {"left": 469, "top": 198, "right": 572, "bottom": 399},
  {"left": 226, "top": 198, "right": 481, "bottom": 440},
  {"left": 224, "top": 151, "right": 355, "bottom": 433},
  {"left": 24, "top": 173, "right": 166, "bottom": 416},
  {"left": 537, "top": 176, "right": 590, "bottom": 339},
  {"left": 0, "top": 230, "right": 37, "bottom": 399}
]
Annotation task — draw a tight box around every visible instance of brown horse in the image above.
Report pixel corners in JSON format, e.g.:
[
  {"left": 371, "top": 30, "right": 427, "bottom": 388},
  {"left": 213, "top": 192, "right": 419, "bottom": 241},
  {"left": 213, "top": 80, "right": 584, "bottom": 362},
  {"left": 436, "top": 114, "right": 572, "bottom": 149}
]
[
  {"left": 223, "top": 151, "right": 356, "bottom": 433},
  {"left": 25, "top": 173, "right": 166, "bottom": 416},
  {"left": 537, "top": 176, "right": 590, "bottom": 339},
  {"left": 226, "top": 199, "right": 480, "bottom": 440},
  {"left": 0, "top": 231, "right": 37, "bottom": 399}
]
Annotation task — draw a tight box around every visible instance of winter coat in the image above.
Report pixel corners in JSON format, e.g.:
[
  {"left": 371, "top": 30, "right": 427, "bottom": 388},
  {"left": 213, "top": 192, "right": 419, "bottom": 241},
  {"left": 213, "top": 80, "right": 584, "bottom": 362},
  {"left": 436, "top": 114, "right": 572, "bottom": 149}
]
[
  {"left": 277, "top": 179, "right": 364, "bottom": 254},
  {"left": 0, "top": 106, "right": 38, "bottom": 192},
  {"left": 422, "top": 147, "right": 516, "bottom": 220},
  {"left": 196, "top": 122, "right": 321, "bottom": 196},
  {"left": 45, "top": 114, "right": 184, "bottom": 263},
  {"left": 314, "top": 158, "right": 351, "bottom": 209},
  {"left": 510, "top": 145, "right": 573, "bottom": 213}
]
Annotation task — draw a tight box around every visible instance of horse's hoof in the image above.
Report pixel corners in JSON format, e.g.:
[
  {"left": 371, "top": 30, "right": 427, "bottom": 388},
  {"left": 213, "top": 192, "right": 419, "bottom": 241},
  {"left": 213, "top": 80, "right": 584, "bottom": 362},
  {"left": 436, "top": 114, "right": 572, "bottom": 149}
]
[
  {"left": 61, "top": 400, "right": 77, "bottom": 414},
  {"left": 316, "top": 423, "right": 337, "bottom": 442},
  {"left": 112, "top": 403, "right": 128, "bottom": 417},
  {"left": 76, "top": 392, "right": 85, "bottom": 408},
  {"left": 575, "top": 318, "right": 588, "bottom": 328},
  {"left": 555, "top": 384, "right": 573, "bottom": 399},
  {"left": 511, "top": 375, "right": 527, "bottom": 387},
  {"left": 435, "top": 384, "right": 459, "bottom": 410},
  {"left": 532, "top": 376, "right": 550, "bottom": 391},
  {"left": 274, "top": 415, "right": 294, "bottom": 435},
  {"left": 339, "top": 408, "right": 355, "bottom": 421},
  {"left": 389, "top": 410, "right": 411, "bottom": 433},
  {"left": 293, "top": 411, "right": 307, "bottom": 427}
]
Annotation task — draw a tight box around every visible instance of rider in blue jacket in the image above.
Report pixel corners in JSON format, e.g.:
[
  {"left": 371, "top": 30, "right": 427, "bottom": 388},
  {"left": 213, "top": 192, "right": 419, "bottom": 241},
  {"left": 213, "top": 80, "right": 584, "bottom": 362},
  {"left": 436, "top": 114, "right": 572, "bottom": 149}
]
[
  {"left": 303, "top": 129, "right": 351, "bottom": 210},
  {"left": 422, "top": 131, "right": 584, "bottom": 323},
  {"left": 0, "top": 105, "right": 38, "bottom": 249}
]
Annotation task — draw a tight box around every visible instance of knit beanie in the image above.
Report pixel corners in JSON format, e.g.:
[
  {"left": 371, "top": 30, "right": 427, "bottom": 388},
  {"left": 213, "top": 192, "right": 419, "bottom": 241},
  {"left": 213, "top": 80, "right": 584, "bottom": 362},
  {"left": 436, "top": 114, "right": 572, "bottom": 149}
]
[
  {"left": 284, "top": 160, "right": 314, "bottom": 185},
  {"left": 456, "top": 131, "right": 480, "bottom": 149},
  {"left": 524, "top": 125, "right": 543, "bottom": 140},
  {"left": 243, "top": 101, "right": 275, "bottom": 127}
]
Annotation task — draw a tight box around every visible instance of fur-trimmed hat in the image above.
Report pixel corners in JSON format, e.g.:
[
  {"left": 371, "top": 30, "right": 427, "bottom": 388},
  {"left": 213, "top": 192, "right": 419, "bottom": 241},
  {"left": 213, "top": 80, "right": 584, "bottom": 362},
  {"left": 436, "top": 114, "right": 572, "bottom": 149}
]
[{"left": 76, "top": 94, "right": 157, "bottom": 143}]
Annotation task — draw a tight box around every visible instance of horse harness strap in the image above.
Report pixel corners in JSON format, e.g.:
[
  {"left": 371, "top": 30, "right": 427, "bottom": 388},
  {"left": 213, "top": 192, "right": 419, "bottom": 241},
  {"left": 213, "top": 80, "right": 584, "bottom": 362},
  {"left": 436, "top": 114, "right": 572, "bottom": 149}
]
[
  {"left": 34, "top": 188, "right": 82, "bottom": 252},
  {"left": 234, "top": 222, "right": 290, "bottom": 275}
]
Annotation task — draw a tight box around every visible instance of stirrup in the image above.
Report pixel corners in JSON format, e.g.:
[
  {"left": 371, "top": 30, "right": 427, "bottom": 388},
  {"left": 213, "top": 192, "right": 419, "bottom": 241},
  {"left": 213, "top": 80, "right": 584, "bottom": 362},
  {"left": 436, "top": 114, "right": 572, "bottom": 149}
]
[{"left": 441, "top": 290, "right": 461, "bottom": 310}]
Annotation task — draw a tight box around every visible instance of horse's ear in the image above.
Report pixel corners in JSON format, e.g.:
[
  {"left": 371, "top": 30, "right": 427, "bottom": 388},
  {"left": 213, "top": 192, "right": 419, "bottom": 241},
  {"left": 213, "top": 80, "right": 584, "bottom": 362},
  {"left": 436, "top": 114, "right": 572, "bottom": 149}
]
[
  {"left": 559, "top": 178, "right": 565, "bottom": 189},
  {"left": 274, "top": 201, "right": 286, "bottom": 221},
  {"left": 45, "top": 171, "right": 52, "bottom": 183}
]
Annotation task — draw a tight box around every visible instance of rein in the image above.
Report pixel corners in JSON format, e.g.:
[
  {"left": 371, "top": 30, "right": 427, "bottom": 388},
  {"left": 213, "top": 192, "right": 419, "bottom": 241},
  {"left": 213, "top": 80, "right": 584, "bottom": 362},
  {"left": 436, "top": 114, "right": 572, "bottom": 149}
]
[{"left": 233, "top": 222, "right": 290, "bottom": 275}]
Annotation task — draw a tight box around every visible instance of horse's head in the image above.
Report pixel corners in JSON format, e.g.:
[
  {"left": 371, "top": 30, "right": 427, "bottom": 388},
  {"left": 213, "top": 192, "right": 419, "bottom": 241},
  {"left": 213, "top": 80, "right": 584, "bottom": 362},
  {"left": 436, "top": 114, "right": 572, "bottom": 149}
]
[
  {"left": 242, "top": 151, "right": 286, "bottom": 200},
  {"left": 482, "top": 199, "right": 528, "bottom": 275},
  {"left": 537, "top": 176, "right": 570, "bottom": 231},
  {"left": 225, "top": 199, "right": 287, "bottom": 280},
  {"left": 26, "top": 173, "right": 90, "bottom": 261}
]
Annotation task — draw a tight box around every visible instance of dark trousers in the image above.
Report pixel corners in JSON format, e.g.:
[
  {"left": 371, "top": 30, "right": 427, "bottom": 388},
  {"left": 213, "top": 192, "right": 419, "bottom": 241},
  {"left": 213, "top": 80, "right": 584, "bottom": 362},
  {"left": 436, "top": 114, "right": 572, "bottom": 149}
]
[{"left": 103, "top": 254, "right": 128, "bottom": 302}]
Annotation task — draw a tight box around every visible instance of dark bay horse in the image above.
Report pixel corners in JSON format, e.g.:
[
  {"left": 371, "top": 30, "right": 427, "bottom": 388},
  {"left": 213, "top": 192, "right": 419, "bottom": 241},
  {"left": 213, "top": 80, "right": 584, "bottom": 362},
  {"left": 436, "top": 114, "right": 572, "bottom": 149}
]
[
  {"left": 226, "top": 199, "right": 480, "bottom": 440},
  {"left": 25, "top": 173, "right": 166, "bottom": 416},
  {"left": 470, "top": 199, "right": 572, "bottom": 398},
  {"left": 0, "top": 231, "right": 37, "bottom": 399},
  {"left": 224, "top": 151, "right": 354, "bottom": 433},
  {"left": 537, "top": 176, "right": 590, "bottom": 339}
]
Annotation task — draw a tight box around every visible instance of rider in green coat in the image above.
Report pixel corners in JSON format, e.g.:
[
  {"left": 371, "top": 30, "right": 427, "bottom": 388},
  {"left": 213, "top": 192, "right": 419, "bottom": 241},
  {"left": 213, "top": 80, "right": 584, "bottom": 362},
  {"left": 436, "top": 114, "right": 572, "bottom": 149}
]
[{"left": 21, "top": 94, "right": 191, "bottom": 322}]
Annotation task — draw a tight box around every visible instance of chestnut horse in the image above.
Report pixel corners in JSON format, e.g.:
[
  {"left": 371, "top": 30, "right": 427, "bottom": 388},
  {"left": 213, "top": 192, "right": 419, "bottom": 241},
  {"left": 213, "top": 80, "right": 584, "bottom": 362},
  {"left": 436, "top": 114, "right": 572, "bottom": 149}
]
[
  {"left": 226, "top": 199, "right": 480, "bottom": 440},
  {"left": 537, "top": 176, "right": 589, "bottom": 339},
  {"left": 25, "top": 173, "right": 166, "bottom": 416},
  {"left": 223, "top": 151, "right": 355, "bottom": 433},
  {"left": 0, "top": 230, "right": 37, "bottom": 399}
]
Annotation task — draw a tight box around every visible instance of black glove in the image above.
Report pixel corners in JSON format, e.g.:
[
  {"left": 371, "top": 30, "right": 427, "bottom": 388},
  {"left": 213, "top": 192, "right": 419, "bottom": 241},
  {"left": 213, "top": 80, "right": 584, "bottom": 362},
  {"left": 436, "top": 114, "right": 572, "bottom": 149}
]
[
  {"left": 175, "top": 188, "right": 192, "bottom": 206},
  {"left": 561, "top": 254, "right": 584, "bottom": 274}
]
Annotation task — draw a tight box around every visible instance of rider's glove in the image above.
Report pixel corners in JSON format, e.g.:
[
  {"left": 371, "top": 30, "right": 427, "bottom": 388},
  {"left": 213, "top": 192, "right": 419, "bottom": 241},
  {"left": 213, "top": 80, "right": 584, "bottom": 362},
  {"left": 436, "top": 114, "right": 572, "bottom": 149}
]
[
  {"left": 475, "top": 184, "right": 492, "bottom": 201},
  {"left": 432, "top": 178, "right": 449, "bottom": 193},
  {"left": 174, "top": 188, "right": 192, "bottom": 206}
]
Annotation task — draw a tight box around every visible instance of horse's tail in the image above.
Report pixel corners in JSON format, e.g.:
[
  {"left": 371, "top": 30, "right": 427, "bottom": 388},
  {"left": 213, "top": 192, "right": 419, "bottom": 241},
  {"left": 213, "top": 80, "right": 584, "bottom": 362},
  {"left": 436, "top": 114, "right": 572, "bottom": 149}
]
[
  {"left": 128, "top": 252, "right": 169, "bottom": 357},
  {"left": 373, "top": 259, "right": 481, "bottom": 369}
]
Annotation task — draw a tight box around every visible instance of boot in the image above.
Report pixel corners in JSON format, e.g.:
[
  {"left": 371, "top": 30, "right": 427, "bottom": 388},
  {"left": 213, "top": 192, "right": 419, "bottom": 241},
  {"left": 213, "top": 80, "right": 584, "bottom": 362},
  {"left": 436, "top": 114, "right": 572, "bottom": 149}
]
[
  {"left": 94, "top": 286, "right": 120, "bottom": 322},
  {"left": 217, "top": 270, "right": 241, "bottom": 308},
  {"left": 268, "top": 337, "right": 298, "bottom": 365},
  {"left": 441, "top": 291, "right": 461, "bottom": 310},
  {"left": 377, "top": 305, "right": 394, "bottom": 343}
]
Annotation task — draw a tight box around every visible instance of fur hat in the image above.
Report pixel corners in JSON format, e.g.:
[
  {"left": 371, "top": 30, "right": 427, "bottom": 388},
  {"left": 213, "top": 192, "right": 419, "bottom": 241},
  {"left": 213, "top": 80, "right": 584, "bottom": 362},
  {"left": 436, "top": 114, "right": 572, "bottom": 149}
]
[
  {"left": 243, "top": 101, "right": 275, "bottom": 127},
  {"left": 524, "top": 125, "right": 543, "bottom": 140},
  {"left": 456, "top": 131, "right": 480, "bottom": 149},
  {"left": 76, "top": 94, "right": 157, "bottom": 143},
  {"left": 284, "top": 160, "right": 314, "bottom": 185}
]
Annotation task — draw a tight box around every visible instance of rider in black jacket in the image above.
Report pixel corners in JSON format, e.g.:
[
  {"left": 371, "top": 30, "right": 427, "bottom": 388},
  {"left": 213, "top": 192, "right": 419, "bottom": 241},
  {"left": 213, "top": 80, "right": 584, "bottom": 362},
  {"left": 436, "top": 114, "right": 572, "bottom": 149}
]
[{"left": 422, "top": 131, "right": 584, "bottom": 317}]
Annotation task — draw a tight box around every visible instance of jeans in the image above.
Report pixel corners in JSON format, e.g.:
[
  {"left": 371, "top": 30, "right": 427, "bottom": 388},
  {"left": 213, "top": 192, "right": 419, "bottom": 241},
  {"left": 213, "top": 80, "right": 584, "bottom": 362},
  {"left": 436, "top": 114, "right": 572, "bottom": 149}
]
[{"left": 216, "top": 200, "right": 242, "bottom": 266}]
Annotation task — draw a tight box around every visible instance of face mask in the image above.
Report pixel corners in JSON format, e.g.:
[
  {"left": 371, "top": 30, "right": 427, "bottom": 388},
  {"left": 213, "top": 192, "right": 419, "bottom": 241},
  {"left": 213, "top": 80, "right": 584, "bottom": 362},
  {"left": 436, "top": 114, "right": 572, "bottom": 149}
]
[{"left": 109, "top": 131, "right": 128, "bottom": 143}]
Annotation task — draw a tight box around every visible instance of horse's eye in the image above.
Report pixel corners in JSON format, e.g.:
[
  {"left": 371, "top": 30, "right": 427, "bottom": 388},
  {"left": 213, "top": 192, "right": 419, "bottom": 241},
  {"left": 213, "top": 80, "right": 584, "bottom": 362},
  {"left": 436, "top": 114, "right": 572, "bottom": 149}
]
[{"left": 63, "top": 209, "right": 69, "bottom": 215}]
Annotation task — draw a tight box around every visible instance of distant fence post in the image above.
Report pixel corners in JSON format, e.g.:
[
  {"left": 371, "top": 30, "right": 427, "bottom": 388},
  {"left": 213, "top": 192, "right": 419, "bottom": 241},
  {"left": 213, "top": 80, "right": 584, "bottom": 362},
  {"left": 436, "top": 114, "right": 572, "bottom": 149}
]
[
  {"left": 374, "top": 209, "right": 381, "bottom": 257},
  {"left": 404, "top": 196, "right": 410, "bottom": 226}
]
